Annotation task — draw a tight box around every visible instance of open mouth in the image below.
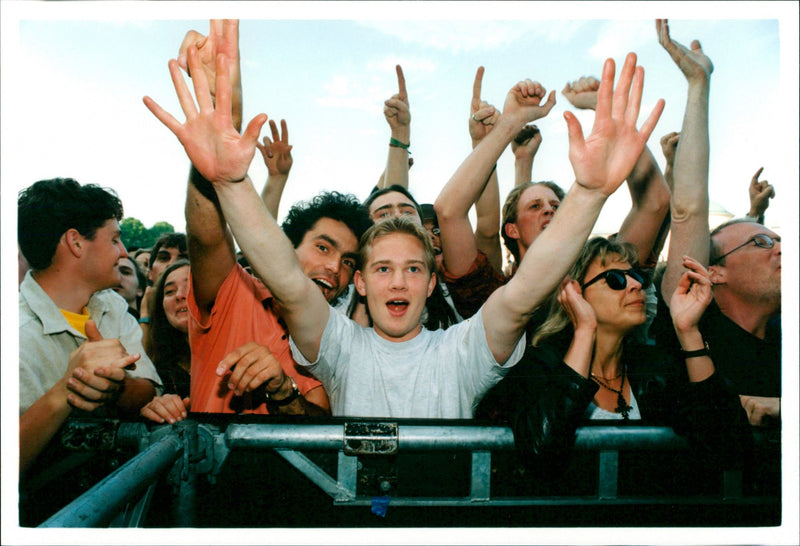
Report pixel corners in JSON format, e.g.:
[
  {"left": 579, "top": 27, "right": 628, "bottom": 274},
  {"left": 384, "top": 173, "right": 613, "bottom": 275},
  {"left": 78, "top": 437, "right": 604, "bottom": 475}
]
[
  {"left": 313, "top": 278, "right": 335, "bottom": 292},
  {"left": 387, "top": 300, "right": 409, "bottom": 316}
]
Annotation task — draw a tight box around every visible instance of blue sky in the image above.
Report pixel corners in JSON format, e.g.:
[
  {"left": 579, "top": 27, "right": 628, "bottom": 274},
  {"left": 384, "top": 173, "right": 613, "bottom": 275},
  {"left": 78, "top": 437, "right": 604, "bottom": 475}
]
[{"left": 2, "top": 2, "right": 798, "bottom": 544}]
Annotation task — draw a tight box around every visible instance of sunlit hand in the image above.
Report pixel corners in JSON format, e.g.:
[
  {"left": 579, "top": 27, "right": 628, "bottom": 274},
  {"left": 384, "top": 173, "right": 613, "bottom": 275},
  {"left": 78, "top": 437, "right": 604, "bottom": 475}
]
[
  {"left": 660, "top": 131, "right": 680, "bottom": 166},
  {"left": 669, "top": 256, "right": 712, "bottom": 333},
  {"left": 384, "top": 65, "right": 410, "bottom": 132},
  {"left": 561, "top": 76, "right": 599, "bottom": 110},
  {"left": 564, "top": 53, "right": 664, "bottom": 196},
  {"left": 256, "top": 119, "right": 293, "bottom": 176},
  {"left": 469, "top": 66, "right": 500, "bottom": 144},
  {"left": 748, "top": 167, "right": 774, "bottom": 219},
  {"left": 140, "top": 394, "right": 190, "bottom": 424},
  {"left": 502, "top": 78, "right": 556, "bottom": 128},
  {"left": 144, "top": 47, "right": 267, "bottom": 185},
  {"left": 656, "top": 19, "right": 713, "bottom": 85}
]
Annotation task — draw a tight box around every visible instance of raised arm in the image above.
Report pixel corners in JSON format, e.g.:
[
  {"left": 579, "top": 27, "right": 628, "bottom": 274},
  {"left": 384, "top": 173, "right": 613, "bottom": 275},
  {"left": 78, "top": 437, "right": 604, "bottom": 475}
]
[
  {"left": 482, "top": 53, "right": 665, "bottom": 362},
  {"left": 144, "top": 49, "right": 328, "bottom": 361},
  {"left": 747, "top": 167, "right": 774, "bottom": 224},
  {"left": 257, "top": 119, "right": 293, "bottom": 219},
  {"left": 563, "top": 75, "right": 670, "bottom": 265},
  {"left": 436, "top": 67, "right": 552, "bottom": 277},
  {"left": 511, "top": 123, "right": 542, "bottom": 185},
  {"left": 656, "top": 19, "right": 714, "bottom": 301},
  {"left": 381, "top": 65, "right": 411, "bottom": 189}
]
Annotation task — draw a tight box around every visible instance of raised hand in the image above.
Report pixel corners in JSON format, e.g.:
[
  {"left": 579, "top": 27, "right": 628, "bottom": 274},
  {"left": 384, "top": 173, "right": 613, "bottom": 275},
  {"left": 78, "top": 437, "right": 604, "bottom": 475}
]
[
  {"left": 557, "top": 277, "right": 597, "bottom": 333},
  {"left": 748, "top": 167, "right": 775, "bottom": 219},
  {"left": 739, "top": 395, "right": 780, "bottom": 426},
  {"left": 501, "top": 78, "right": 556, "bottom": 128},
  {"left": 177, "top": 21, "right": 240, "bottom": 99},
  {"left": 564, "top": 53, "right": 664, "bottom": 196},
  {"left": 65, "top": 320, "right": 140, "bottom": 411},
  {"left": 511, "top": 124, "right": 542, "bottom": 161},
  {"left": 215, "top": 342, "right": 286, "bottom": 397},
  {"left": 256, "top": 119, "right": 293, "bottom": 176},
  {"left": 669, "top": 255, "right": 712, "bottom": 333},
  {"left": 656, "top": 19, "right": 713, "bottom": 84},
  {"left": 469, "top": 67, "right": 500, "bottom": 144},
  {"left": 660, "top": 131, "right": 680, "bottom": 166},
  {"left": 561, "top": 76, "right": 600, "bottom": 110},
  {"left": 140, "top": 394, "right": 190, "bottom": 424},
  {"left": 144, "top": 47, "right": 267, "bottom": 185},
  {"left": 384, "top": 65, "right": 410, "bottom": 132}
]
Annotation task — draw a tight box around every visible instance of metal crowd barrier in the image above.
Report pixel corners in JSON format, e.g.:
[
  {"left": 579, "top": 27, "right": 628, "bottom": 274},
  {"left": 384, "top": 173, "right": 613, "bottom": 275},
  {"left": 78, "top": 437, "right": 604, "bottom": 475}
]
[{"left": 37, "top": 418, "right": 780, "bottom": 527}]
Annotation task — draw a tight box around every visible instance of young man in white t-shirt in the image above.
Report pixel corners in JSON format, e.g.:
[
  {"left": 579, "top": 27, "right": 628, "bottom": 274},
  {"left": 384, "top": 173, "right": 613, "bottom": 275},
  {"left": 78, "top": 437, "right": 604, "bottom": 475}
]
[{"left": 145, "top": 45, "right": 664, "bottom": 418}]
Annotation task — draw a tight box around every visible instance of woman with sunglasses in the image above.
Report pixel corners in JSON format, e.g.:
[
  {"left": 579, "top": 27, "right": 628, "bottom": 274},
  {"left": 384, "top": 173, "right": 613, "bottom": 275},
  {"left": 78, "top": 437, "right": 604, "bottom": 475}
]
[{"left": 476, "top": 237, "right": 750, "bottom": 491}]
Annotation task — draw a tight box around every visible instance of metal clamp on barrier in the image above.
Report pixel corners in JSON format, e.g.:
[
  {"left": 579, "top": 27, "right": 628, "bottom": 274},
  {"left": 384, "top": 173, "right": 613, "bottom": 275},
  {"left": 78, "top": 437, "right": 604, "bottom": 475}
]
[{"left": 343, "top": 422, "right": 398, "bottom": 456}]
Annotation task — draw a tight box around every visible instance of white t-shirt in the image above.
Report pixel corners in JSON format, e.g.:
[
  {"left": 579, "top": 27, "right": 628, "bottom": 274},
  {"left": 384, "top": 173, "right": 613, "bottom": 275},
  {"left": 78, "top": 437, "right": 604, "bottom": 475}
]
[{"left": 290, "top": 307, "right": 525, "bottom": 418}]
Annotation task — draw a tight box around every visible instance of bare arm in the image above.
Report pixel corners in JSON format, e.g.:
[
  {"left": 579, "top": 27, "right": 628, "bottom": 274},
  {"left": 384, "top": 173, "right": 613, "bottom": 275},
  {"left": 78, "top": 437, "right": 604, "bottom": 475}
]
[
  {"left": 144, "top": 49, "right": 328, "bottom": 362},
  {"left": 512, "top": 124, "right": 542, "bottom": 185},
  {"left": 382, "top": 65, "right": 411, "bottom": 189},
  {"left": 257, "top": 119, "right": 293, "bottom": 219},
  {"left": 747, "top": 167, "right": 774, "bottom": 223},
  {"left": 483, "top": 54, "right": 665, "bottom": 363},
  {"left": 656, "top": 19, "right": 714, "bottom": 301}
]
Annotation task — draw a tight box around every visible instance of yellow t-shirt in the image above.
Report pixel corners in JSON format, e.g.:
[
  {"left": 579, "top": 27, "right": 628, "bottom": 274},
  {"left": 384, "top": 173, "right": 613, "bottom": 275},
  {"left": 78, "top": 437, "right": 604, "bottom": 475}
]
[{"left": 61, "top": 308, "right": 90, "bottom": 337}]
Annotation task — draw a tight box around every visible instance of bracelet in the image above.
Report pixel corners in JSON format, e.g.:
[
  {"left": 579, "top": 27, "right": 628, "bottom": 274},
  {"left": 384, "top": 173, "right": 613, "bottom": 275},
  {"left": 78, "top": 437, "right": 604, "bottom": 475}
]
[
  {"left": 266, "top": 376, "right": 301, "bottom": 407},
  {"left": 680, "top": 341, "right": 710, "bottom": 359},
  {"left": 389, "top": 137, "right": 411, "bottom": 153},
  {"left": 138, "top": 316, "right": 151, "bottom": 324}
]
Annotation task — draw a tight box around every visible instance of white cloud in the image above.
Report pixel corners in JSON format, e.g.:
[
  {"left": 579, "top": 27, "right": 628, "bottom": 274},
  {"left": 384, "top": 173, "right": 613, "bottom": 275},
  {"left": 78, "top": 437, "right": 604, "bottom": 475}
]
[{"left": 588, "top": 20, "right": 653, "bottom": 59}]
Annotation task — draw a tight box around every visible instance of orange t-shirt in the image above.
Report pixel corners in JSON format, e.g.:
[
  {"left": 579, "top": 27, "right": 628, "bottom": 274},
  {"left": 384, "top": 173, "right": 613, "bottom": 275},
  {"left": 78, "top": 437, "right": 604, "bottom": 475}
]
[{"left": 187, "top": 264, "right": 323, "bottom": 413}]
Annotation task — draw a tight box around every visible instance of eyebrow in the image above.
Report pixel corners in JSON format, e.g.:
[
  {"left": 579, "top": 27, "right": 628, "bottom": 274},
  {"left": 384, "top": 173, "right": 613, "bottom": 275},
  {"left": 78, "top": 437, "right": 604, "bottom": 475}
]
[
  {"left": 316, "top": 234, "right": 342, "bottom": 249},
  {"left": 372, "top": 202, "right": 415, "bottom": 214},
  {"left": 370, "top": 258, "right": 427, "bottom": 268}
]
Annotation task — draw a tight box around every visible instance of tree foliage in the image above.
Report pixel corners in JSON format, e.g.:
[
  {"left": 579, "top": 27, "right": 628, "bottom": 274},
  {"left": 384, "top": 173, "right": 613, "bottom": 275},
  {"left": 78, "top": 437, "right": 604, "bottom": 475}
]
[{"left": 120, "top": 217, "right": 176, "bottom": 250}]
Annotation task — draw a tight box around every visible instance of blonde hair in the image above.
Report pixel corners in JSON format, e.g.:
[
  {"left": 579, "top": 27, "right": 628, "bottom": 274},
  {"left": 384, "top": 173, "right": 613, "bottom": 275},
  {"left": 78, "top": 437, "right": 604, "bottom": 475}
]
[
  {"left": 359, "top": 216, "right": 436, "bottom": 275},
  {"left": 531, "top": 237, "right": 638, "bottom": 347}
]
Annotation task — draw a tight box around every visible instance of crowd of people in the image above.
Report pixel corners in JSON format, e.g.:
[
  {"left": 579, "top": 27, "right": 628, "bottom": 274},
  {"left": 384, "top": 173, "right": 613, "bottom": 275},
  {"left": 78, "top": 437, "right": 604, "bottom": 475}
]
[{"left": 18, "top": 18, "right": 781, "bottom": 520}]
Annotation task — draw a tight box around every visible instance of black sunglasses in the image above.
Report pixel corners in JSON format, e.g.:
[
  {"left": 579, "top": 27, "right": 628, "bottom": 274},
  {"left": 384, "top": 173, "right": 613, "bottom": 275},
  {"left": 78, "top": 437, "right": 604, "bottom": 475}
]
[
  {"left": 710, "top": 233, "right": 780, "bottom": 265},
  {"left": 581, "top": 268, "right": 651, "bottom": 291}
]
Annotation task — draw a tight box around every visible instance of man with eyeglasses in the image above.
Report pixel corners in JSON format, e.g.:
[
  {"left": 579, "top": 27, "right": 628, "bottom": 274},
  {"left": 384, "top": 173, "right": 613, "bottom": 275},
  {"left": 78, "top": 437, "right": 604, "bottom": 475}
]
[{"left": 655, "top": 20, "right": 781, "bottom": 427}]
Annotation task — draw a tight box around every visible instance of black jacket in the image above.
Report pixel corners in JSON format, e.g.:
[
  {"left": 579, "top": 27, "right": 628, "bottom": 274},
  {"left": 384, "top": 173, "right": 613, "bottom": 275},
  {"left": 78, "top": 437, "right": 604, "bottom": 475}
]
[{"left": 476, "top": 332, "right": 753, "bottom": 479}]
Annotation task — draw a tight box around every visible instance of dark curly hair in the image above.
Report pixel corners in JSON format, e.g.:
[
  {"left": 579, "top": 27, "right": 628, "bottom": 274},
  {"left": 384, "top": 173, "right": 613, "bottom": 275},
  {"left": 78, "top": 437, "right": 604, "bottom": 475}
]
[
  {"left": 18, "top": 178, "right": 124, "bottom": 270},
  {"left": 281, "top": 191, "right": 372, "bottom": 254}
]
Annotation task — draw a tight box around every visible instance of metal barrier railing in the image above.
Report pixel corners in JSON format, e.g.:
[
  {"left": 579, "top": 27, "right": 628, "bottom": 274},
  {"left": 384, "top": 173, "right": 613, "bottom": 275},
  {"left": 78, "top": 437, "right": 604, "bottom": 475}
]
[{"left": 36, "top": 418, "right": 780, "bottom": 527}]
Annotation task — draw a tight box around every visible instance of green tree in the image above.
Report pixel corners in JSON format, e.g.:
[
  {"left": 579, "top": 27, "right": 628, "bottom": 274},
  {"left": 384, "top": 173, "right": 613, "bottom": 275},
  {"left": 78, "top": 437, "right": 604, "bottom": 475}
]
[
  {"left": 146, "top": 221, "right": 176, "bottom": 244},
  {"left": 120, "top": 218, "right": 176, "bottom": 250}
]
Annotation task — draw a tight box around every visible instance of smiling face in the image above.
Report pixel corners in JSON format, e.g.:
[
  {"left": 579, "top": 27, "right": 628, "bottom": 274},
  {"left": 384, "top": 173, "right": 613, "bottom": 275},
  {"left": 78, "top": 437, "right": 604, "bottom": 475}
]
[
  {"left": 294, "top": 217, "right": 360, "bottom": 302},
  {"left": 368, "top": 191, "right": 422, "bottom": 225},
  {"left": 505, "top": 184, "right": 561, "bottom": 260},
  {"left": 581, "top": 256, "right": 646, "bottom": 335},
  {"left": 354, "top": 232, "right": 436, "bottom": 342},
  {"left": 162, "top": 264, "right": 190, "bottom": 333},
  {"left": 710, "top": 222, "right": 781, "bottom": 310}
]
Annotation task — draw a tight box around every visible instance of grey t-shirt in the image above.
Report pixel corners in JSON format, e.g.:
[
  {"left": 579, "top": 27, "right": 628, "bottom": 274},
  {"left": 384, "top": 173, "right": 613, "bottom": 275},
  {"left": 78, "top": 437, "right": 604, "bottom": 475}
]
[{"left": 290, "top": 307, "right": 525, "bottom": 418}]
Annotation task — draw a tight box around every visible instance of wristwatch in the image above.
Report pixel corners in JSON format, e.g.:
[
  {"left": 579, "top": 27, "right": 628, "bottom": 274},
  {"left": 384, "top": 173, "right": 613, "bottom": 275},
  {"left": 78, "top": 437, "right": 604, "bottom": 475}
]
[{"left": 266, "top": 376, "right": 300, "bottom": 407}]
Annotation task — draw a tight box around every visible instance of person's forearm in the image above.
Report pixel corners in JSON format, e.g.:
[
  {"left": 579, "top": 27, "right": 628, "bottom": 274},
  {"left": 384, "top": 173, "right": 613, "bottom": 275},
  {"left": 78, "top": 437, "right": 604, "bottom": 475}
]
[
  {"left": 562, "top": 329, "right": 595, "bottom": 377},
  {"left": 514, "top": 155, "right": 534, "bottom": 185},
  {"left": 617, "top": 146, "right": 670, "bottom": 264},
  {"left": 662, "top": 82, "right": 711, "bottom": 300},
  {"left": 674, "top": 327, "right": 714, "bottom": 383},
  {"left": 474, "top": 169, "right": 503, "bottom": 272},
  {"left": 384, "top": 125, "right": 411, "bottom": 189},
  {"left": 19, "top": 384, "right": 72, "bottom": 472},
  {"left": 261, "top": 173, "right": 288, "bottom": 219},
  {"left": 213, "top": 177, "right": 312, "bottom": 308}
]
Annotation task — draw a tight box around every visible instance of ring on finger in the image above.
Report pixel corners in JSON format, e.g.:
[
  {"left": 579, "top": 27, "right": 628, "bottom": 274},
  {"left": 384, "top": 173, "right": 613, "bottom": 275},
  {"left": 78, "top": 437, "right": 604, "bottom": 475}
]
[{"left": 471, "top": 114, "right": 478, "bottom": 122}]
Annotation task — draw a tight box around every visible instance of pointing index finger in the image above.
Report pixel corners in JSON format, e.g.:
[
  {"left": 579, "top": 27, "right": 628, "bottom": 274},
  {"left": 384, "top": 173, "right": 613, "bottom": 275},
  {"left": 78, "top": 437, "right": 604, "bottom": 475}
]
[
  {"left": 472, "top": 66, "right": 484, "bottom": 113},
  {"left": 395, "top": 65, "right": 407, "bottom": 101}
]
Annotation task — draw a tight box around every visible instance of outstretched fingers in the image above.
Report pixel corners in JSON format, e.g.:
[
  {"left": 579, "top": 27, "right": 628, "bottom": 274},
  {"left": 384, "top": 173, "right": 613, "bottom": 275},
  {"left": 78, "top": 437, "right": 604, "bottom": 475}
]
[
  {"left": 594, "top": 58, "right": 615, "bottom": 121},
  {"left": 611, "top": 52, "right": 637, "bottom": 120},
  {"left": 143, "top": 95, "right": 184, "bottom": 137},
  {"left": 637, "top": 98, "right": 666, "bottom": 143},
  {"left": 214, "top": 53, "right": 233, "bottom": 121},
  {"left": 242, "top": 113, "right": 269, "bottom": 149},
  {"left": 187, "top": 46, "right": 214, "bottom": 113},
  {"left": 471, "top": 66, "right": 484, "bottom": 112},
  {"left": 395, "top": 65, "right": 407, "bottom": 102}
]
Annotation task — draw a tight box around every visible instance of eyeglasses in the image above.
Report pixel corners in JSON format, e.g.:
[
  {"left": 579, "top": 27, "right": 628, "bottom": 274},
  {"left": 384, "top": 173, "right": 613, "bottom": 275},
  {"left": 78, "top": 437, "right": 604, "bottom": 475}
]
[
  {"left": 710, "top": 233, "right": 780, "bottom": 265},
  {"left": 581, "top": 268, "right": 651, "bottom": 291}
]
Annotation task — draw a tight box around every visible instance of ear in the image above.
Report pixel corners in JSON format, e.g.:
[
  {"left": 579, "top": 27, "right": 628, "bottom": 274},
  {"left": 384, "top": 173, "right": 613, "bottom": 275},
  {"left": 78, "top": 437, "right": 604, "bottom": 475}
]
[
  {"left": 354, "top": 270, "right": 367, "bottom": 296},
  {"left": 63, "top": 229, "right": 84, "bottom": 258},
  {"left": 427, "top": 271, "right": 437, "bottom": 298},
  {"left": 708, "top": 264, "right": 726, "bottom": 285},
  {"left": 504, "top": 222, "right": 520, "bottom": 241}
]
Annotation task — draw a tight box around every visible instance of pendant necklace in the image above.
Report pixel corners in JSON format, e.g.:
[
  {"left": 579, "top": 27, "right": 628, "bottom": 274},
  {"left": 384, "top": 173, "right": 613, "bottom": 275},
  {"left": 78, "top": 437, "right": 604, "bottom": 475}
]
[{"left": 590, "top": 366, "right": 631, "bottom": 419}]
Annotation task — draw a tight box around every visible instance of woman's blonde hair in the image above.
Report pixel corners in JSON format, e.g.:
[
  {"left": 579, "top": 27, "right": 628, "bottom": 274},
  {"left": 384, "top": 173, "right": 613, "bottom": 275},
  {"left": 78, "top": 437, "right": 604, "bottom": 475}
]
[{"left": 531, "top": 237, "right": 639, "bottom": 347}]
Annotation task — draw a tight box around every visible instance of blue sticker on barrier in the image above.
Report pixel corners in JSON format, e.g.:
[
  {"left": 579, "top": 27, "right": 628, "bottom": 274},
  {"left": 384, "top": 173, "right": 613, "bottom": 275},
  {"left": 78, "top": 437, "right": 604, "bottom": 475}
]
[{"left": 371, "top": 496, "right": 390, "bottom": 517}]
